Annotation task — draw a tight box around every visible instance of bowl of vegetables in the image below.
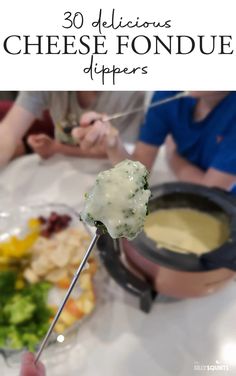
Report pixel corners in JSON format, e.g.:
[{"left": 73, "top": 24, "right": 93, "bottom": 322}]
[{"left": 0, "top": 203, "right": 99, "bottom": 364}]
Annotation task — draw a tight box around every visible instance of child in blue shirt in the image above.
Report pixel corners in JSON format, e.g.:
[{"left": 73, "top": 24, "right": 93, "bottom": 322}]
[{"left": 72, "top": 91, "right": 236, "bottom": 190}]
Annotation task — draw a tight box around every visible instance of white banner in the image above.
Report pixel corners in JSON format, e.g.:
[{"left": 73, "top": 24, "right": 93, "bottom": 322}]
[{"left": 0, "top": 0, "right": 235, "bottom": 89}]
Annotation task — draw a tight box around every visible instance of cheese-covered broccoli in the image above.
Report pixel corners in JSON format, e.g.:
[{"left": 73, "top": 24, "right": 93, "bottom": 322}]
[{"left": 81, "top": 160, "right": 151, "bottom": 240}]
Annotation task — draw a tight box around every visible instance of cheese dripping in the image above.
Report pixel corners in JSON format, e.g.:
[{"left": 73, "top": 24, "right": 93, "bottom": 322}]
[{"left": 81, "top": 160, "right": 151, "bottom": 240}]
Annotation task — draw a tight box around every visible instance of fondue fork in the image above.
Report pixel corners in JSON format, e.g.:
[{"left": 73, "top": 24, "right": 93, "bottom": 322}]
[
  {"left": 35, "top": 228, "right": 101, "bottom": 364},
  {"left": 63, "top": 91, "right": 189, "bottom": 134}
]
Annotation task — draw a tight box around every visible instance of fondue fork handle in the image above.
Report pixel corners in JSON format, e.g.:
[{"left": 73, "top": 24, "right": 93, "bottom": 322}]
[
  {"left": 63, "top": 91, "right": 189, "bottom": 134},
  {"left": 105, "top": 91, "right": 189, "bottom": 122},
  {"left": 35, "top": 231, "right": 100, "bottom": 364}
]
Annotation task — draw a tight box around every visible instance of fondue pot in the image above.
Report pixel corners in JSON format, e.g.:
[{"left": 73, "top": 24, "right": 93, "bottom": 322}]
[{"left": 97, "top": 183, "right": 236, "bottom": 312}]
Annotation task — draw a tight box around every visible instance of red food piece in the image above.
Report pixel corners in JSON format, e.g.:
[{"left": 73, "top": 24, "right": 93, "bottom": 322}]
[
  {"left": 41, "top": 229, "right": 51, "bottom": 238},
  {"left": 49, "top": 212, "right": 58, "bottom": 223},
  {"left": 39, "top": 212, "right": 72, "bottom": 238},
  {"left": 61, "top": 215, "right": 71, "bottom": 223},
  {"left": 39, "top": 216, "right": 46, "bottom": 224}
]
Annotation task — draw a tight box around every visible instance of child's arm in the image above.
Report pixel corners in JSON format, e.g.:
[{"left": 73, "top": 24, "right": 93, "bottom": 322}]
[
  {"left": 54, "top": 141, "right": 107, "bottom": 159},
  {"left": 0, "top": 104, "right": 35, "bottom": 167},
  {"left": 72, "top": 112, "right": 159, "bottom": 169},
  {"left": 167, "top": 148, "right": 236, "bottom": 189},
  {"left": 27, "top": 134, "right": 107, "bottom": 159}
]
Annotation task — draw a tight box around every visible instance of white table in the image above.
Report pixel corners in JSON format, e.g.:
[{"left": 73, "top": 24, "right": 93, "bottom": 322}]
[{"left": 0, "top": 152, "right": 236, "bottom": 376}]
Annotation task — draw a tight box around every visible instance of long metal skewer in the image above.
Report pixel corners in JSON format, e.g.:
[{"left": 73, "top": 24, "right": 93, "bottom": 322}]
[
  {"left": 63, "top": 91, "right": 189, "bottom": 134},
  {"left": 104, "top": 91, "right": 189, "bottom": 122},
  {"left": 35, "top": 231, "right": 100, "bottom": 364}
]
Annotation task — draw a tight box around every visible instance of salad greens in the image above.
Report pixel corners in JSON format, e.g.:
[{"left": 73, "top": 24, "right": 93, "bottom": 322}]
[{"left": 0, "top": 270, "right": 52, "bottom": 351}]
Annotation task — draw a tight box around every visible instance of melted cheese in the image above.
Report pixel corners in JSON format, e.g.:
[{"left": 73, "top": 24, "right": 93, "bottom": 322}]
[
  {"left": 144, "top": 208, "right": 229, "bottom": 255},
  {"left": 81, "top": 160, "right": 151, "bottom": 240}
]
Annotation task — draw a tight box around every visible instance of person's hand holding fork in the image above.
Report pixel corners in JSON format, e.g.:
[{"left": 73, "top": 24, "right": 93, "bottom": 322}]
[
  {"left": 72, "top": 111, "right": 128, "bottom": 165},
  {"left": 20, "top": 353, "right": 45, "bottom": 376}
]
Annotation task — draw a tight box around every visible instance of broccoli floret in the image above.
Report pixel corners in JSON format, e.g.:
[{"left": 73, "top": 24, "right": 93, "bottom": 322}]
[
  {"left": 3, "top": 294, "right": 35, "bottom": 325},
  {"left": 0, "top": 270, "right": 17, "bottom": 295},
  {"left": 81, "top": 160, "right": 151, "bottom": 240},
  {"left": 0, "top": 280, "right": 52, "bottom": 351},
  {"left": 6, "top": 326, "right": 23, "bottom": 350},
  {"left": 0, "top": 327, "right": 8, "bottom": 347},
  {"left": 23, "top": 282, "right": 52, "bottom": 323},
  {"left": 35, "top": 321, "right": 51, "bottom": 338},
  {"left": 142, "top": 174, "right": 149, "bottom": 190},
  {"left": 94, "top": 221, "right": 107, "bottom": 234},
  {"left": 23, "top": 281, "right": 51, "bottom": 301},
  {"left": 22, "top": 333, "right": 40, "bottom": 352}
]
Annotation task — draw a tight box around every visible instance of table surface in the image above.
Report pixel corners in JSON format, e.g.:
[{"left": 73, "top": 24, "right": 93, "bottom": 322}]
[{"left": 0, "top": 151, "right": 236, "bottom": 376}]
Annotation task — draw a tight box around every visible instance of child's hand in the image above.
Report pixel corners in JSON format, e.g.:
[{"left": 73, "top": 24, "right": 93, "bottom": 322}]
[
  {"left": 20, "top": 353, "right": 45, "bottom": 376},
  {"left": 27, "top": 134, "right": 58, "bottom": 159},
  {"left": 72, "top": 112, "right": 118, "bottom": 151}
]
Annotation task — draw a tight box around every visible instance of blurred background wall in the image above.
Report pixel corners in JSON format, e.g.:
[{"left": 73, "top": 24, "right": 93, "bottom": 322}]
[{"left": 0, "top": 92, "right": 18, "bottom": 101}]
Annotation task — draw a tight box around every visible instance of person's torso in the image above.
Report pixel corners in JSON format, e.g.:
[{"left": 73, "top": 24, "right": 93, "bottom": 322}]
[
  {"left": 168, "top": 92, "right": 236, "bottom": 171},
  {"left": 48, "top": 91, "right": 146, "bottom": 144}
]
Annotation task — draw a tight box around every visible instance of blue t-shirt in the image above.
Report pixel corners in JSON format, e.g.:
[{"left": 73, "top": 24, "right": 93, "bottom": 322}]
[{"left": 139, "top": 91, "right": 236, "bottom": 174}]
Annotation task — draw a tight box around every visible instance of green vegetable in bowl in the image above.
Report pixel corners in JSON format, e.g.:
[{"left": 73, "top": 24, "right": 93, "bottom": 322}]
[
  {"left": 0, "top": 270, "right": 53, "bottom": 351},
  {"left": 3, "top": 295, "right": 35, "bottom": 325},
  {"left": 22, "top": 333, "right": 41, "bottom": 351},
  {"left": 5, "top": 327, "right": 22, "bottom": 350},
  {"left": 0, "top": 270, "right": 17, "bottom": 295}
]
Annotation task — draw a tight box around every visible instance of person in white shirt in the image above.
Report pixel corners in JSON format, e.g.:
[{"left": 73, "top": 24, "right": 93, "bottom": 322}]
[{"left": 0, "top": 91, "right": 146, "bottom": 167}]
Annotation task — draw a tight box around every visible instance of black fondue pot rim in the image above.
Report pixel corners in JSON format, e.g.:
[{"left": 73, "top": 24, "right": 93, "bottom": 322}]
[{"left": 130, "top": 182, "right": 236, "bottom": 272}]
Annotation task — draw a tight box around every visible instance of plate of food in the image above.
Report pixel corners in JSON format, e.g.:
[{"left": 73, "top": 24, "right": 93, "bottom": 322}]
[
  {"left": 0, "top": 203, "right": 100, "bottom": 364},
  {"left": 0, "top": 159, "right": 151, "bottom": 365}
]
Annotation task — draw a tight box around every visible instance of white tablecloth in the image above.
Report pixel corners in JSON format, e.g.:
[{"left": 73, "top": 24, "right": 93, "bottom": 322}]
[
  {"left": 0, "top": 145, "right": 175, "bottom": 209},
  {"left": 0, "top": 152, "right": 236, "bottom": 376}
]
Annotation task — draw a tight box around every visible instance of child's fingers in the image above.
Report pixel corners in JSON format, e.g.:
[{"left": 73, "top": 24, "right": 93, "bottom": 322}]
[
  {"left": 72, "top": 127, "right": 88, "bottom": 143},
  {"left": 27, "top": 134, "right": 51, "bottom": 148},
  {"left": 80, "top": 121, "right": 107, "bottom": 150},
  {"left": 80, "top": 112, "right": 103, "bottom": 128},
  {"left": 20, "top": 352, "right": 45, "bottom": 376}
]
